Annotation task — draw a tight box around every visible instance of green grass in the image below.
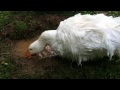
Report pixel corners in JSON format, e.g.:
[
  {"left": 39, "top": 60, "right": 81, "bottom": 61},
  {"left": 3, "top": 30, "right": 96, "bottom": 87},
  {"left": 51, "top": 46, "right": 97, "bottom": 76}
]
[
  {"left": 1, "top": 11, "right": 120, "bottom": 79},
  {"left": 0, "top": 58, "right": 19, "bottom": 79},
  {"left": 14, "top": 21, "right": 27, "bottom": 31},
  {"left": 0, "top": 11, "right": 12, "bottom": 40}
]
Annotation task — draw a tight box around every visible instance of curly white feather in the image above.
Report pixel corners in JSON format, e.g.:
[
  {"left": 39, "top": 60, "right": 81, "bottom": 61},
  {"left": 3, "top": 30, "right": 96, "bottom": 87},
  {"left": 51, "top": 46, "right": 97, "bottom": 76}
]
[{"left": 56, "top": 13, "right": 120, "bottom": 64}]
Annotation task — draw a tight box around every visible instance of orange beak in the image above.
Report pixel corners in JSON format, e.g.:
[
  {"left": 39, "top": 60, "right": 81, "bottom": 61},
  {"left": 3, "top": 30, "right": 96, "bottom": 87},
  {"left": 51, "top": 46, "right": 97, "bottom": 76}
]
[
  {"left": 24, "top": 51, "right": 32, "bottom": 59},
  {"left": 24, "top": 51, "right": 38, "bottom": 59}
]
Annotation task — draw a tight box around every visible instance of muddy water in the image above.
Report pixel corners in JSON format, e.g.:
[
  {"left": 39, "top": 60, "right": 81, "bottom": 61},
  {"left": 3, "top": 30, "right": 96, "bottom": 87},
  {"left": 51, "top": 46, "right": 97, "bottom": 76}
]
[{"left": 14, "top": 35, "right": 40, "bottom": 57}]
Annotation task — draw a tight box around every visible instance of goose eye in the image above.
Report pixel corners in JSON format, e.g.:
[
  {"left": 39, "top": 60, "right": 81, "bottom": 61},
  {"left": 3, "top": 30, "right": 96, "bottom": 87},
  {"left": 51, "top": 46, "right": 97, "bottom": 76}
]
[{"left": 29, "top": 48, "right": 32, "bottom": 50}]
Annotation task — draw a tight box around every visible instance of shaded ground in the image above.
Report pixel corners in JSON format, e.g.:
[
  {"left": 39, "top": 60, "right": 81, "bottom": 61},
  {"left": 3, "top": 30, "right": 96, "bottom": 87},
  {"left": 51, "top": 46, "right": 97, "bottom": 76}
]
[{"left": 1, "top": 11, "right": 120, "bottom": 79}]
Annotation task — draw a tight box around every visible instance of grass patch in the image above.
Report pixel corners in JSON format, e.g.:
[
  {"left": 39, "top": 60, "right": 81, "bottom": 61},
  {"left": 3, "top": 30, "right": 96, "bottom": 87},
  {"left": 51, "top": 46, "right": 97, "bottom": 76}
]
[
  {"left": 0, "top": 11, "right": 11, "bottom": 28},
  {"left": 14, "top": 21, "right": 27, "bottom": 31},
  {"left": 0, "top": 58, "right": 20, "bottom": 79}
]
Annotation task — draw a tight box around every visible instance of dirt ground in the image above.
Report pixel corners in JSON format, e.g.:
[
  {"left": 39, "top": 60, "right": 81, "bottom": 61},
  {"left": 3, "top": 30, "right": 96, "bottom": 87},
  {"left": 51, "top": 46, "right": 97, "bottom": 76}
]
[{"left": 0, "top": 13, "right": 66, "bottom": 79}]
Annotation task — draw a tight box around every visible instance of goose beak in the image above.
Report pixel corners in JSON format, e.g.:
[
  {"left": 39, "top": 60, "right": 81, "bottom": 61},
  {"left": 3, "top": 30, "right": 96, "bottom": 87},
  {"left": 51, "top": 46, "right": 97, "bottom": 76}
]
[
  {"left": 24, "top": 51, "right": 38, "bottom": 59},
  {"left": 24, "top": 51, "right": 32, "bottom": 59}
]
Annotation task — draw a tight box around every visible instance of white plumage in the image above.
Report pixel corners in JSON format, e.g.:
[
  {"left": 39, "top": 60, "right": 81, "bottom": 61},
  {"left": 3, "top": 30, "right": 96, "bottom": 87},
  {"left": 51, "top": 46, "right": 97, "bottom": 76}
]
[{"left": 28, "top": 13, "right": 120, "bottom": 65}]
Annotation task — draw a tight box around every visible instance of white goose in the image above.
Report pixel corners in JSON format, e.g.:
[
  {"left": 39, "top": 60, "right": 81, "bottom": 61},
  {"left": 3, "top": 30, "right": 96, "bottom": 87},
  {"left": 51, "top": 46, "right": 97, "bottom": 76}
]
[{"left": 28, "top": 13, "right": 120, "bottom": 65}]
